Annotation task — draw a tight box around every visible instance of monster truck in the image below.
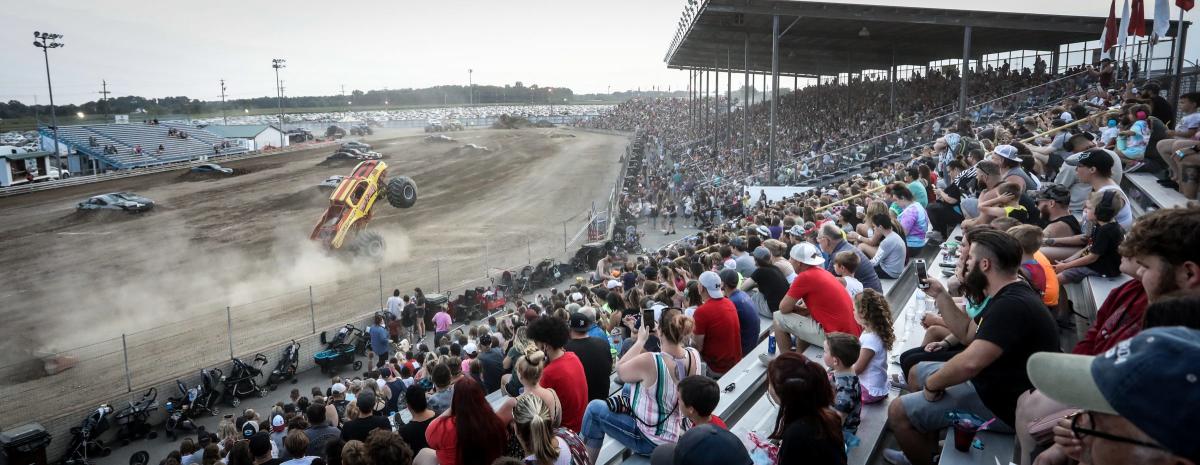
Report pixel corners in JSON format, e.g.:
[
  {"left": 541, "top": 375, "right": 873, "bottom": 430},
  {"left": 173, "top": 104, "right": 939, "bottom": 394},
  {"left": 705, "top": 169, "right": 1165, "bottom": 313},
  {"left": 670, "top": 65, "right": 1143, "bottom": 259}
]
[{"left": 310, "top": 160, "right": 417, "bottom": 258}]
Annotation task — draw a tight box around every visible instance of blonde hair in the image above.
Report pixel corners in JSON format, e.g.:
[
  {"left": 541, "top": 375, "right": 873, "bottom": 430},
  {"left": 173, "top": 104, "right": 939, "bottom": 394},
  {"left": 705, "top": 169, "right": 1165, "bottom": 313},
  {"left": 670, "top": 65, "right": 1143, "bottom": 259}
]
[
  {"left": 515, "top": 345, "right": 547, "bottom": 385},
  {"left": 216, "top": 419, "right": 238, "bottom": 442},
  {"left": 658, "top": 307, "right": 695, "bottom": 345},
  {"left": 513, "top": 394, "right": 559, "bottom": 465},
  {"left": 340, "top": 440, "right": 367, "bottom": 465}
]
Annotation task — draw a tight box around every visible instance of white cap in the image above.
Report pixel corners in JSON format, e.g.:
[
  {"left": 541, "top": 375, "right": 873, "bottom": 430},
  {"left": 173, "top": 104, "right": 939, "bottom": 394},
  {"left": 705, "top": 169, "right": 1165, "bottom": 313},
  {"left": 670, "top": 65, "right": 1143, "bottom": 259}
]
[
  {"left": 463, "top": 342, "right": 478, "bottom": 355},
  {"left": 723, "top": 258, "right": 737, "bottom": 270},
  {"left": 570, "top": 292, "right": 584, "bottom": 302},
  {"left": 1060, "top": 111, "right": 1074, "bottom": 122},
  {"left": 698, "top": 271, "right": 725, "bottom": 299},
  {"left": 789, "top": 242, "right": 826, "bottom": 266},
  {"left": 605, "top": 279, "right": 621, "bottom": 289},
  {"left": 376, "top": 378, "right": 386, "bottom": 388},
  {"left": 331, "top": 382, "right": 347, "bottom": 394}
]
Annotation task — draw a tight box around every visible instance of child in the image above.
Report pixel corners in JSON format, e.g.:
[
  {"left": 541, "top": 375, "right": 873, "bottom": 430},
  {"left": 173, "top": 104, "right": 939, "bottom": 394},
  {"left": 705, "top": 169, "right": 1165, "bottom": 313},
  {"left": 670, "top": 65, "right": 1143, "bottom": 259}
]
[
  {"left": 1055, "top": 190, "right": 1126, "bottom": 283},
  {"left": 977, "top": 181, "right": 1029, "bottom": 224},
  {"left": 850, "top": 289, "right": 893, "bottom": 405},
  {"left": 832, "top": 250, "right": 864, "bottom": 300},
  {"left": 1006, "top": 225, "right": 1048, "bottom": 297},
  {"left": 1114, "top": 105, "right": 1152, "bottom": 172},
  {"left": 823, "top": 332, "right": 862, "bottom": 441},
  {"left": 677, "top": 375, "right": 728, "bottom": 429}
]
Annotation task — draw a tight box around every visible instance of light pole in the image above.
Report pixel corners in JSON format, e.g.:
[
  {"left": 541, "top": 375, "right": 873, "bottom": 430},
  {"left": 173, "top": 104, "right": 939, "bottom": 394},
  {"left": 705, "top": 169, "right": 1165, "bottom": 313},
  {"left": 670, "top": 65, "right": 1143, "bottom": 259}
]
[
  {"left": 468, "top": 69, "right": 474, "bottom": 106},
  {"left": 272, "top": 59, "right": 286, "bottom": 148},
  {"left": 33, "top": 31, "right": 63, "bottom": 171}
]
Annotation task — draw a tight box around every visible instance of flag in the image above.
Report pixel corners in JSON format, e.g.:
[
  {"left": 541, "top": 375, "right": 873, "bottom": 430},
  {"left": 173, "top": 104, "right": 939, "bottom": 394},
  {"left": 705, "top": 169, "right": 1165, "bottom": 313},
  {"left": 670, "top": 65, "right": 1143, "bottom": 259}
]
[
  {"left": 1102, "top": 0, "right": 1120, "bottom": 53},
  {"left": 1178, "top": 0, "right": 1194, "bottom": 11},
  {"left": 1117, "top": 0, "right": 1131, "bottom": 47},
  {"left": 1154, "top": 0, "right": 1171, "bottom": 39},
  {"left": 1129, "top": 0, "right": 1147, "bottom": 36}
]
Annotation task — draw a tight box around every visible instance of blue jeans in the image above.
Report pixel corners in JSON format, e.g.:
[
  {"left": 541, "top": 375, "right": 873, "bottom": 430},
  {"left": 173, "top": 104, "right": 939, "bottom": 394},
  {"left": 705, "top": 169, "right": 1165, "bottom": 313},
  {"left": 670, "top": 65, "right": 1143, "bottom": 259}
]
[{"left": 579, "top": 399, "right": 658, "bottom": 456}]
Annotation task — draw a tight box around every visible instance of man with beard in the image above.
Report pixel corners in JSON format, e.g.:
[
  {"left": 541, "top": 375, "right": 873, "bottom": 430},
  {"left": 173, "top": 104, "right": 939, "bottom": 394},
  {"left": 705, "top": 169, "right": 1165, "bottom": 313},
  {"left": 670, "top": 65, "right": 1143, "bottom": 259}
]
[{"left": 883, "top": 229, "right": 1059, "bottom": 465}]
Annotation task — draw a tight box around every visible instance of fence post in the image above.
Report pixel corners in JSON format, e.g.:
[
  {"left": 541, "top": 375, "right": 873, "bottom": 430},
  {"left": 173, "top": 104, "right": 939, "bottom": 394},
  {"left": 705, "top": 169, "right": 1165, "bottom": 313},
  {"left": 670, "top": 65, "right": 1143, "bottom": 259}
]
[
  {"left": 436, "top": 259, "right": 441, "bottom": 293},
  {"left": 484, "top": 243, "right": 489, "bottom": 278},
  {"left": 527, "top": 237, "right": 532, "bottom": 264},
  {"left": 226, "top": 306, "right": 234, "bottom": 359},
  {"left": 563, "top": 221, "right": 568, "bottom": 252},
  {"left": 378, "top": 269, "right": 384, "bottom": 311},
  {"left": 121, "top": 333, "right": 132, "bottom": 393},
  {"left": 309, "top": 286, "right": 316, "bottom": 334}
]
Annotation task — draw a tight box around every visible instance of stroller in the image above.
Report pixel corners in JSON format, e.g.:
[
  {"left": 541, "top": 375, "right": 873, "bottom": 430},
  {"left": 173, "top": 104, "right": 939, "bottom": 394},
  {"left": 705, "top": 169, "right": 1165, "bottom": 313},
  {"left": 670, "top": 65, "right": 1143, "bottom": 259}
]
[
  {"left": 266, "top": 340, "right": 301, "bottom": 390},
  {"left": 162, "top": 368, "right": 221, "bottom": 440},
  {"left": 112, "top": 388, "right": 158, "bottom": 445},
  {"left": 451, "top": 288, "right": 484, "bottom": 322},
  {"left": 528, "top": 258, "right": 565, "bottom": 288},
  {"left": 496, "top": 270, "right": 515, "bottom": 294},
  {"left": 314, "top": 324, "right": 367, "bottom": 374},
  {"left": 61, "top": 404, "right": 113, "bottom": 465},
  {"left": 221, "top": 354, "right": 268, "bottom": 407}
]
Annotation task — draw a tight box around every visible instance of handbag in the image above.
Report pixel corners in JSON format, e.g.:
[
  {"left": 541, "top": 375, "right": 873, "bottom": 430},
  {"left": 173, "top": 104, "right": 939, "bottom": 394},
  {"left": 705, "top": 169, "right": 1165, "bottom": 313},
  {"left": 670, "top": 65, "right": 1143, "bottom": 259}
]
[{"left": 1028, "top": 408, "right": 1080, "bottom": 447}]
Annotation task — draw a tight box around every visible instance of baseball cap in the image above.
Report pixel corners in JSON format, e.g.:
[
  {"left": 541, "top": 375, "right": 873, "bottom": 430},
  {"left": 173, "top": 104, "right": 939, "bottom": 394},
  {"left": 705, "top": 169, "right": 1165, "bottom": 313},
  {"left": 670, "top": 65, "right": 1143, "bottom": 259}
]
[
  {"left": 356, "top": 390, "right": 376, "bottom": 411},
  {"left": 755, "top": 225, "right": 771, "bottom": 237},
  {"left": 249, "top": 432, "right": 273, "bottom": 457},
  {"left": 570, "top": 292, "right": 584, "bottom": 302},
  {"left": 1059, "top": 111, "right": 1074, "bottom": 123},
  {"left": 789, "top": 242, "right": 825, "bottom": 266},
  {"left": 479, "top": 333, "right": 493, "bottom": 347},
  {"left": 992, "top": 144, "right": 1021, "bottom": 162},
  {"left": 378, "top": 366, "right": 392, "bottom": 378},
  {"left": 670, "top": 424, "right": 753, "bottom": 465},
  {"left": 717, "top": 269, "right": 740, "bottom": 289},
  {"left": 605, "top": 279, "right": 621, "bottom": 290},
  {"left": 722, "top": 258, "right": 737, "bottom": 270},
  {"left": 1027, "top": 327, "right": 1200, "bottom": 462},
  {"left": 729, "top": 237, "right": 747, "bottom": 251},
  {"left": 786, "top": 225, "right": 805, "bottom": 237},
  {"left": 463, "top": 342, "right": 478, "bottom": 355},
  {"left": 643, "top": 267, "right": 658, "bottom": 279},
  {"left": 270, "top": 414, "right": 285, "bottom": 433},
  {"left": 697, "top": 271, "right": 725, "bottom": 299},
  {"left": 569, "top": 312, "right": 595, "bottom": 332},
  {"left": 751, "top": 246, "right": 771, "bottom": 262},
  {"left": 240, "top": 420, "right": 258, "bottom": 438},
  {"left": 330, "top": 382, "right": 347, "bottom": 394},
  {"left": 1035, "top": 183, "right": 1071, "bottom": 204},
  {"left": 1076, "top": 149, "right": 1114, "bottom": 171}
]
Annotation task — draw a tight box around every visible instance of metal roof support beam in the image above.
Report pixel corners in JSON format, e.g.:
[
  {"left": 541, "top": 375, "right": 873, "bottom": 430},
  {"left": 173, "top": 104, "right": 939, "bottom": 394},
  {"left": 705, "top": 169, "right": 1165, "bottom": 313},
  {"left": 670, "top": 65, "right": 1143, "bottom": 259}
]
[
  {"left": 959, "top": 25, "right": 972, "bottom": 118},
  {"left": 769, "top": 14, "right": 779, "bottom": 184},
  {"left": 743, "top": 31, "right": 750, "bottom": 171}
]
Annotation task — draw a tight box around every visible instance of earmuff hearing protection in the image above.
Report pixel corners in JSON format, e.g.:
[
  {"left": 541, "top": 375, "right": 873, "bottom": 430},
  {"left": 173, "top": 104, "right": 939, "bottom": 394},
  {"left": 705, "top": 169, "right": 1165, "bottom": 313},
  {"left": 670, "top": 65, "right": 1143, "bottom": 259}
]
[
  {"left": 1095, "top": 189, "right": 1118, "bottom": 223},
  {"left": 1135, "top": 110, "right": 1148, "bottom": 120}
]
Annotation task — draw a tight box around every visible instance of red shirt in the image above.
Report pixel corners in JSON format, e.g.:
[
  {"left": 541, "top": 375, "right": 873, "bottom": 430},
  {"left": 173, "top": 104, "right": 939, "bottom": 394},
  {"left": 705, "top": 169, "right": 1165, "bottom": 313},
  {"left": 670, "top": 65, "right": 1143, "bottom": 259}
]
[
  {"left": 710, "top": 415, "right": 728, "bottom": 429},
  {"left": 426, "top": 416, "right": 459, "bottom": 465},
  {"left": 1074, "top": 279, "right": 1146, "bottom": 356},
  {"left": 785, "top": 266, "right": 861, "bottom": 336},
  {"left": 541, "top": 351, "right": 588, "bottom": 432},
  {"left": 693, "top": 297, "right": 742, "bottom": 374}
]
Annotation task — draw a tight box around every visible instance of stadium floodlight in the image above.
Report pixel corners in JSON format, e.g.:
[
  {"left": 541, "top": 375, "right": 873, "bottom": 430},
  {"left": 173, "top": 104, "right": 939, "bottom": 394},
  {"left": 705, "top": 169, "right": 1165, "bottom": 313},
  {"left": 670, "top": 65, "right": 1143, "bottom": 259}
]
[
  {"left": 33, "top": 30, "right": 64, "bottom": 173},
  {"left": 76, "top": 112, "right": 84, "bottom": 118}
]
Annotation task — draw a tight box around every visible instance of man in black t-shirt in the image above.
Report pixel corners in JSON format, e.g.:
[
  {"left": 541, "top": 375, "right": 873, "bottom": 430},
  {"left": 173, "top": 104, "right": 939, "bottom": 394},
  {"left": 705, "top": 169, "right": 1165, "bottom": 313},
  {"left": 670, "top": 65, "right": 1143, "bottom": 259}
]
[
  {"left": 340, "top": 391, "right": 391, "bottom": 442},
  {"left": 885, "top": 230, "right": 1058, "bottom": 465},
  {"left": 476, "top": 334, "right": 506, "bottom": 393},
  {"left": 565, "top": 311, "right": 614, "bottom": 402},
  {"left": 740, "top": 247, "right": 789, "bottom": 313}
]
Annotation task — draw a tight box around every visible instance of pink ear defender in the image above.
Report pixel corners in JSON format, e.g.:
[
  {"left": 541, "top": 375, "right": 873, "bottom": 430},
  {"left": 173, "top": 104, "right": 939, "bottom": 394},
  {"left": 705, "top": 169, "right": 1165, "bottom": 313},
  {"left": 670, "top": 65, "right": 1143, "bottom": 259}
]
[{"left": 1136, "top": 111, "right": 1147, "bottom": 120}]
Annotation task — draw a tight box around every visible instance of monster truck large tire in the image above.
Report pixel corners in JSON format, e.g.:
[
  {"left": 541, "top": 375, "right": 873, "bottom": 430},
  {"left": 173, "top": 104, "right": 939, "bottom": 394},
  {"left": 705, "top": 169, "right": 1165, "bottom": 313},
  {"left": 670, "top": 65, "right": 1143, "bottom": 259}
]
[
  {"left": 387, "top": 176, "right": 417, "bottom": 209},
  {"left": 351, "top": 231, "right": 385, "bottom": 259}
]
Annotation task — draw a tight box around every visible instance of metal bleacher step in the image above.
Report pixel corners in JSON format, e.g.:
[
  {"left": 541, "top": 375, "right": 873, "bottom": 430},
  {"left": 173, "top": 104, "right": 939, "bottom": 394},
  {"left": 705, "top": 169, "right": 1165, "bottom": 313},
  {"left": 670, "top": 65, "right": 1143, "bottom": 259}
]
[
  {"left": 1124, "top": 172, "right": 1190, "bottom": 213},
  {"left": 937, "top": 430, "right": 1014, "bottom": 465}
]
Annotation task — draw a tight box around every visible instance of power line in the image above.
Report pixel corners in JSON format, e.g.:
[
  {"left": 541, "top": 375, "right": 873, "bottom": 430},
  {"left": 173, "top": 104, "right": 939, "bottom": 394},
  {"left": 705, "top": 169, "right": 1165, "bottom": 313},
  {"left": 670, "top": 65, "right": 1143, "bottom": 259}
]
[
  {"left": 98, "top": 79, "right": 111, "bottom": 119},
  {"left": 219, "top": 79, "right": 228, "bottom": 125}
]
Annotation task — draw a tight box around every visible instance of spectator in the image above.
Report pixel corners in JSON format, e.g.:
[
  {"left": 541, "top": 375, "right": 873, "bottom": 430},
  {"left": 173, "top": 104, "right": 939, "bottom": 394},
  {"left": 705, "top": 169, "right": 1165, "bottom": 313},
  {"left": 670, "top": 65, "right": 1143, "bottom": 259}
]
[
  {"left": 380, "top": 367, "right": 405, "bottom": 415},
  {"left": 1156, "top": 92, "right": 1200, "bottom": 191},
  {"left": 818, "top": 222, "right": 882, "bottom": 292},
  {"left": 1034, "top": 183, "right": 1082, "bottom": 263},
  {"left": 862, "top": 213, "right": 906, "bottom": 279},
  {"left": 1054, "top": 190, "right": 1126, "bottom": 284},
  {"left": 904, "top": 167, "right": 930, "bottom": 208},
  {"left": 1026, "top": 327, "right": 1200, "bottom": 465},
  {"left": 281, "top": 430, "right": 316, "bottom": 465},
  {"left": 581, "top": 307, "right": 701, "bottom": 461},
  {"left": 433, "top": 306, "right": 452, "bottom": 348},
  {"left": 227, "top": 440, "right": 254, "bottom": 465},
  {"left": 399, "top": 385, "right": 434, "bottom": 453},
  {"left": 363, "top": 429, "right": 412, "bottom": 465},
  {"left": 497, "top": 346, "right": 562, "bottom": 434},
  {"left": 339, "top": 391, "right": 389, "bottom": 442},
  {"left": 767, "top": 353, "right": 846, "bottom": 465},
  {"left": 851, "top": 289, "right": 893, "bottom": 405},
  {"left": 676, "top": 375, "right": 727, "bottom": 429},
  {"left": 884, "top": 229, "right": 1059, "bottom": 465},
  {"left": 739, "top": 246, "right": 789, "bottom": 313},
  {"left": 889, "top": 182, "right": 929, "bottom": 258},
  {"left": 648, "top": 424, "right": 753, "bottom": 465},
  {"left": 250, "top": 432, "right": 282, "bottom": 465},
  {"left": 427, "top": 363, "right": 454, "bottom": 416},
  {"left": 526, "top": 316, "right": 588, "bottom": 433},
  {"left": 765, "top": 242, "right": 859, "bottom": 364},
  {"left": 693, "top": 271, "right": 742, "bottom": 375},
  {"left": 368, "top": 315, "right": 390, "bottom": 369},
  {"left": 512, "top": 394, "right": 588, "bottom": 465},
  {"left": 565, "top": 312, "right": 613, "bottom": 402},
  {"left": 718, "top": 268, "right": 759, "bottom": 357},
  {"left": 832, "top": 251, "right": 864, "bottom": 300},
  {"left": 1007, "top": 225, "right": 1049, "bottom": 297},
  {"left": 475, "top": 333, "right": 505, "bottom": 394},
  {"left": 303, "top": 404, "right": 339, "bottom": 458},
  {"left": 337, "top": 441, "right": 365, "bottom": 465},
  {"left": 824, "top": 332, "right": 863, "bottom": 442},
  {"left": 1074, "top": 149, "right": 1133, "bottom": 230},
  {"left": 730, "top": 237, "right": 756, "bottom": 276},
  {"left": 418, "top": 378, "right": 506, "bottom": 465},
  {"left": 977, "top": 181, "right": 1031, "bottom": 224}
]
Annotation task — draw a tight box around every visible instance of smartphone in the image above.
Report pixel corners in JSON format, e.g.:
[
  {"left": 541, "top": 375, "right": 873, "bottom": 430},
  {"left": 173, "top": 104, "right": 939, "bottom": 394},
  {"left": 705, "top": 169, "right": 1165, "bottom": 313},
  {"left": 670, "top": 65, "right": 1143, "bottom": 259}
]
[
  {"left": 642, "top": 309, "right": 656, "bottom": 331},
  {"left": 915, "top": 259, "right": 930, "bottom": 289}
]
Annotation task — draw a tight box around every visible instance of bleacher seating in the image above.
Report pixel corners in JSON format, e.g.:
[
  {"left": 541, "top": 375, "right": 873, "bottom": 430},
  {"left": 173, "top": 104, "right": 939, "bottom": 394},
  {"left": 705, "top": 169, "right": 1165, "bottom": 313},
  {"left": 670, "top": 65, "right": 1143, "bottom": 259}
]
[{"left": 44, "top": 122, "right": 247, "bottom": 170}]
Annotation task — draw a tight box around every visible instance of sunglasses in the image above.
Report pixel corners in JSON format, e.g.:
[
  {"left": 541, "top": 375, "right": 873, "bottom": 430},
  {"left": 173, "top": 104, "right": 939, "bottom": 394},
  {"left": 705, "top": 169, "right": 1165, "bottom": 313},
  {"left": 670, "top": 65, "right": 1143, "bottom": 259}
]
[{"left": 1069, "top": 411, "right": 1167, "bottom": 452}]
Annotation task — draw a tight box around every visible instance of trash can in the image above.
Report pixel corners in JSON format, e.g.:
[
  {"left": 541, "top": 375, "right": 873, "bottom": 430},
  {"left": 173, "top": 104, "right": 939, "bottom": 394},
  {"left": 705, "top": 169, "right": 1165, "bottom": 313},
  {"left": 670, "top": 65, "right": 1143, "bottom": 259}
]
[{"left": 0, "top": 423, "right": 51, "bottom": 465}]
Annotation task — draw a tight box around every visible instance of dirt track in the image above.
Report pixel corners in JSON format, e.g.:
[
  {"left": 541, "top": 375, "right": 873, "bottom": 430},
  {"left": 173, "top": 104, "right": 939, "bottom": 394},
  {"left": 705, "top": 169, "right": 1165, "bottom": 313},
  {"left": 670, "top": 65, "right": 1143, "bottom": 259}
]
[{"left": 0, "top": 128, "right": 625, "bottom": 427}]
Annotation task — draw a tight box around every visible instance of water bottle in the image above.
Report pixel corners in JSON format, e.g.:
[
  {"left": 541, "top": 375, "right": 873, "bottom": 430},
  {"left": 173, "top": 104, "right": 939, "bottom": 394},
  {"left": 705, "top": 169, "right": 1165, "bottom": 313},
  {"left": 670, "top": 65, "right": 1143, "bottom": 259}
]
[
  {"left": 768, "top": 334, "right": 777, "bottom": 355},
  {"left": 913, "top": 293, "right": 927, "bottom": 330}
]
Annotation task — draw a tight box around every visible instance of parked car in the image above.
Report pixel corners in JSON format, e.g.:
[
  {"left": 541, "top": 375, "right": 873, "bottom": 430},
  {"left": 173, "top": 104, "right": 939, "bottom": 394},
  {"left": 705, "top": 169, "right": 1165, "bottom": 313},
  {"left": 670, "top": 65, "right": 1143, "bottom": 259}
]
[
  {"left": 341, "top": 141, "right": 372, "bottom": 151},
  {"left": 77, "top": 193, "right": 155, "bottom": 212},
  {"left": 318, "top": 175, "right": 346, "bottom": 191},
  {"left": 191, "top": 163, "right": 234, "bottom": 174}
]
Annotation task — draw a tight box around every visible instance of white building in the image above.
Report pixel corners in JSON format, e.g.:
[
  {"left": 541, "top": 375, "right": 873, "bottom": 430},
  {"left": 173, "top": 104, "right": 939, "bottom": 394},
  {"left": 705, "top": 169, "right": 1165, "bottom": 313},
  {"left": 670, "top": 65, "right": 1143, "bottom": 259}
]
[{"left": 204, "top": 125, "right": 289, "bottom": 151}]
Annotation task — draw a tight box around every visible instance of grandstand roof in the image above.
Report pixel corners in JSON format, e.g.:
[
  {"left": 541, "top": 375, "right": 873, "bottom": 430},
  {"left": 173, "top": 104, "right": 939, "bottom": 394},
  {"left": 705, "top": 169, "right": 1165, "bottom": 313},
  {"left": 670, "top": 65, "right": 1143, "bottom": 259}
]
[
  {"left": 666, "top": 0, "right": 1186, "bottom": 76},
  {"left": 204, "top": 124, "right": 279, "bottom": 139}
]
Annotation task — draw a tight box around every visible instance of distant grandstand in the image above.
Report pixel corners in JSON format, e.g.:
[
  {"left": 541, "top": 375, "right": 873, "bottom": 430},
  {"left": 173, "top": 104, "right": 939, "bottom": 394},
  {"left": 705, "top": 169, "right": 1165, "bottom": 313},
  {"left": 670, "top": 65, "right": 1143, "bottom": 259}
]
[{"left": 39, "top": 121, "right": 248, "bottom": 172}]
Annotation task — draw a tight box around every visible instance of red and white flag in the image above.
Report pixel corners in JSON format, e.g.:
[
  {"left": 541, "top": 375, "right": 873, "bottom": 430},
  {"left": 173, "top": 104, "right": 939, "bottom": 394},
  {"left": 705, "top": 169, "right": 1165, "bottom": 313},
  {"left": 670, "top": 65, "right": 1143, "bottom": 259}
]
[
  {"left": 1129, "top": 0, "right": 1147, "bottom": 36},
  {"left": 1102, "top": 0, "right": 1120, "bottom": 53},
  {"left": 1178, "top": 0, "right": 1194, "bottom": 11}
]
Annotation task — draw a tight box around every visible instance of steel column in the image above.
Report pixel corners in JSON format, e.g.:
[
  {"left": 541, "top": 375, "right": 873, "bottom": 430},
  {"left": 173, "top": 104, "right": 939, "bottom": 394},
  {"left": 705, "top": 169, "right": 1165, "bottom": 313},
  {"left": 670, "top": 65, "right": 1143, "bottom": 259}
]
[
  {"left": 727, "top": 50, "right": 732, "bottom": 151},
  {"left": 959, "top": 26, "right": 973, "bottom": 117},
  {"left": 743, "top": 32, "right": 750, "bottom": 171},
  {"left": 769, "top": 15, "right": 780, "bottom": 183}
]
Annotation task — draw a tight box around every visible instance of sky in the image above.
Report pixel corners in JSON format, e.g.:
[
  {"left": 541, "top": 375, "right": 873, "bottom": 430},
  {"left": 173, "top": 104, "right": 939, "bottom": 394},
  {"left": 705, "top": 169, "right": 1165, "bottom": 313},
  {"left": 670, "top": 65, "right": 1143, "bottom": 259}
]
[{"left": 1, "top": 0, "right": 1196, "bottom": 105}]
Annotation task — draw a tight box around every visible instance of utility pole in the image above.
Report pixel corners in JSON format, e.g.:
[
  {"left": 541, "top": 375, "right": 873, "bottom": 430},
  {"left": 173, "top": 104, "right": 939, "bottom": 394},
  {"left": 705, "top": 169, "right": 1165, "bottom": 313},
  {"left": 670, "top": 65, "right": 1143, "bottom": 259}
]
[
  {"left": 468, "top": 69, "right": 474, "bottom": 106},
  {"left": 33, "top": 31, "right": 64, "bottom": 172},
  {"left": 98, "top": 80, "right": 112, "bottom": 120},
  {"left": 272, "top": 58, "right": 286, "bottom": 147},
  {"left": 219, "top": 79, "right": 228, "bottom": 125}
]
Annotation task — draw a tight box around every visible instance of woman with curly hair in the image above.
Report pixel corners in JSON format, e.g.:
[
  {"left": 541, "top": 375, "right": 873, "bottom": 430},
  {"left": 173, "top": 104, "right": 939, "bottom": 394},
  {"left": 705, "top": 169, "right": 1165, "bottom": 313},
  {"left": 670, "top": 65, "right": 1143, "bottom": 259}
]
[{"left": 849, "top": 289, "right": 894, "bottom": 405}]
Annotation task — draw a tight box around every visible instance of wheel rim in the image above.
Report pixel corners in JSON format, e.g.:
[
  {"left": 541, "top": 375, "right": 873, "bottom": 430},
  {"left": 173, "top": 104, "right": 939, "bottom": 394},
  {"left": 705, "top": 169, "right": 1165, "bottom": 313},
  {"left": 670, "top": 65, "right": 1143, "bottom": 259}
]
[{"left": 403, "top": 184, "right": 415, "bottom": 200}]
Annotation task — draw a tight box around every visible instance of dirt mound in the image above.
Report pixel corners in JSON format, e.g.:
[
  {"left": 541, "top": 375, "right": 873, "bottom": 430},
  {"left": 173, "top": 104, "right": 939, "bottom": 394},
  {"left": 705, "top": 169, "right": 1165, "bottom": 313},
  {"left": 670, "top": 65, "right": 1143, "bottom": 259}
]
[
  {"left": 532, "top": 120, "right": 556, "bottom": 128},
  {"left": 491, "top": 114, "right": 532, "bottom": 129},
  {"left": 176, "top": 168, "right": 253, "bottom": 182}
]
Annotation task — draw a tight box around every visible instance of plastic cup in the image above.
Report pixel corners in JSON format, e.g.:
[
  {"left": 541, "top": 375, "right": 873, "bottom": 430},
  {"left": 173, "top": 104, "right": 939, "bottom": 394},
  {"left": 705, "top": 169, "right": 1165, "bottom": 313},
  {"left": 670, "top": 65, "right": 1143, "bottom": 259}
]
[{"left": 953, "top": 420, "right": 978, "bottom": 452}]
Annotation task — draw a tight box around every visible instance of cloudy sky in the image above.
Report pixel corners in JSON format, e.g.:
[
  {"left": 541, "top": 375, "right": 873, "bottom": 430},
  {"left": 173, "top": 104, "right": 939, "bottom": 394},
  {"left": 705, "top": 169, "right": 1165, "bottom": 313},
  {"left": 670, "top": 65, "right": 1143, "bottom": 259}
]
[{"left": 1, "top": 0, "right": 1195, "bottom": 105}]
